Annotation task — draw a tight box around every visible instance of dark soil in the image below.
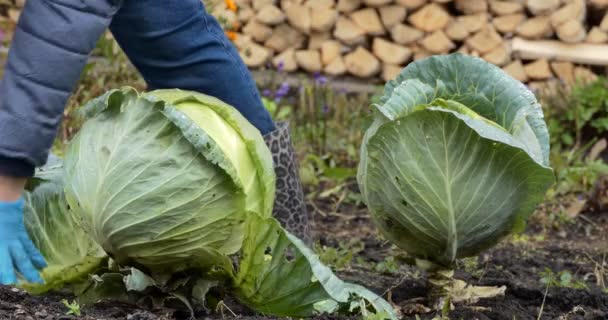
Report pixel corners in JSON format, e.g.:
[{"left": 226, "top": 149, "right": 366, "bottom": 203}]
[{"left": 2, "top": 190, "right": 608, "bottom": 320}]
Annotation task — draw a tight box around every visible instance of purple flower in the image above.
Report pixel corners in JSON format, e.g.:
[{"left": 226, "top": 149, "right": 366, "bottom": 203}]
[
  {"left": 277, "top": 61, "right": 285, "bottom": 72},
  {"left": 313, "top": 72, "right": 327, "bottom": 85},
  {"left": 322, "top": 104, "right": 329, "bottom": 114},
  {"left": 262, "top": 89, "right": 272, "bottom": 97},
  {"left": 274, "top": 82, "right": 290, "bottom": 101}
]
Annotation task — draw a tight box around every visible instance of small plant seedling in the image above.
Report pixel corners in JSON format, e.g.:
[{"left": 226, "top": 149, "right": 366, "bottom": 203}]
[
  {"left": 61, "top": 299, "right": 82, "bottom": 316},
  {"left": 539, "top": 268, "right": 588, "bottom": 290}
]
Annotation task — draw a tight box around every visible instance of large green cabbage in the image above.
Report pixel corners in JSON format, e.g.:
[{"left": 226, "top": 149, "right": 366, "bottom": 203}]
[
  {"left": 44, "top": 87, "right": 397, "bottom": 319},
  {"left": 358, "top": 54, "right": 555, "bottom": 267},
  {"left": 63, "top": 87, "right": 275, "bottom": 273}
]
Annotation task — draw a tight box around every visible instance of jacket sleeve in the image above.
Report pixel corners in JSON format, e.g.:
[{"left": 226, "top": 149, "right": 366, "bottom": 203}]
[{"left": 0, "top": 0, "right": 123, "bottom": 177}]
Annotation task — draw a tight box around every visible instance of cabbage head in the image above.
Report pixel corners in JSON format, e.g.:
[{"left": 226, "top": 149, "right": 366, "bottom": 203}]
[
  {"left": 63, "top": 87, "right": 275, "bottom": 273},
  {"left": 357, "top": 54, "right": 555, "bottom": 267}
]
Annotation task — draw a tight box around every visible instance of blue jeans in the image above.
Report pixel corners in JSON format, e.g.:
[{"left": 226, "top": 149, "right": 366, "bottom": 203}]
[{"left": 109, "top": 0, "right": 275, "bottom": 135}]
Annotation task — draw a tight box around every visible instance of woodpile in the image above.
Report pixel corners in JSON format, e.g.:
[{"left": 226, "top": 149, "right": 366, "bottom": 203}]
[
  {"left": 217, "top": 0, "right": 608, "bottom": 85},
  {"left": 2, "top": 0, "right": 607, "bottom": 87}
]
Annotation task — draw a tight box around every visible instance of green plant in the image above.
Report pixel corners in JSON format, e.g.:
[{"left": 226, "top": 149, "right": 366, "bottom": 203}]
[
  {"left": 315, "top": 240, "right": 364, "bottom": 271},
  {"left": 61, "top": 299, "right": 82, "bottom": 316},
  {"left": 357, "top": 54, "right": 555, "bottom": 310},
  {"left": 539, "top": 268, "right": 588, "bottom": 290},
  {"left": 541, "top": 76, "right": 608, "bottom": 149}
]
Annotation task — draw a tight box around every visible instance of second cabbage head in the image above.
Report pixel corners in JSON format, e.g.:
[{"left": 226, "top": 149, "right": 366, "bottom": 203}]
[
  {"left": 358, "top": 54, "right": 555, "bottom": 267},
  {"left": 63, "top": 87, "right": 276, "bottom": 272}
]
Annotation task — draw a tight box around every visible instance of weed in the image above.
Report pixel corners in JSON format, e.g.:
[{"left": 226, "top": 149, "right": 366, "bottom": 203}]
[
  {"left": 315, "top": 239, "right": 364, "bottom": 271},
  {"left": 539, "top": 268, "right": 588, "bottom": 290},
  {"left": 61, "top": 299, "right": 82, "bottom": 316}
]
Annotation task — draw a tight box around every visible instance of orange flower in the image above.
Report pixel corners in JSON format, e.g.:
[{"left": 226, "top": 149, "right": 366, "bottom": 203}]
[
  {"left": 225, "top": 30, "right": 238, "bottom": 41},
  {"left": 225, "top": 0, "right": 237, "bottom": 12}
]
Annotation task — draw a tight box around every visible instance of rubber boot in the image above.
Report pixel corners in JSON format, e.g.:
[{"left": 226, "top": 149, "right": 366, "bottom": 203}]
[{"left": 263, "top": 121, "right": 313, "bottom": 246}]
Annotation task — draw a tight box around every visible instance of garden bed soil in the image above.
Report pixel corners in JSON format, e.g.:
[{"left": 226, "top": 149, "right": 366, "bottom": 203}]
[{"left": 2, "top": 193, "right": 608, "bottom": 320}]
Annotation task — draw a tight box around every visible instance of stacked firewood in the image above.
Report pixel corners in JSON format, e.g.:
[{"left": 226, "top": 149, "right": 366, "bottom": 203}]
[
  {"left": 3, "top": 0, "right": 608, "bottom": 86},
  {"left": 217, "top": 0, "right": 608, "bottom": 85}
]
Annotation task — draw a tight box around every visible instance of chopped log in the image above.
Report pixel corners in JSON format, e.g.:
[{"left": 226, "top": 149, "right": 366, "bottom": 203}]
[
  {"left": 264, "top": 24, "right": 306, "bottom": 52},
  {"left": 516, "top": 15, "right": 553, "bottom": 39},
  {"left": 408, "top": 3, "right": 451, "bottom": 32},
  {"left": 238, "top": 5, "right": 255, "bottom": 23},
  {"left": 489, "top": 0, "right": 523, "bottom": 15},
  {"left": 503, "top": 60, "right": 529, "bottom": 82},
  {"left": 526, "top": 0, "right": 560, "bottom": 16},
  {"left": 8, "top": 8, "right": 21, "bottom": 23},
  {"left": 379, "top": 5, "right": 407, "bottom": 28},
  {"left": 587, "top": 27, "right": 608, "bottom": 44},
  {"left": 233, "top": 33, "right": 253, "bottom": 51},
  {"left": 390, "top": 23, "right": 425, "bottom": 44},
  {"left": 466, "top": 25, "right": 503, "bottom": 54},
  {"left": 410, "top": 44, "right": 433, "bottom": 60},
  {"left": 295, "top": 50, "right": 323, "bottom": 72},
  {"left": 308, "top": 31, "right": 332, "bottom": 49},
  {"left": 305, "top": 0, "right": 336, "bottom": 8},
  {"left": 601, "top": 12, "right": 608, "bottom": 32},
  {"left": 372, "top": 38, "right": 413, "bottom": 64},
  {"left": 324, "top": 55, "right": 348, "bottom": 75},
  {"left": 382, "top": 64, "right": 403, "bottom": 82},
  {"left": 445, "top": 19, "right": 470, "bottom": 41},
  {"left": 556, "top": 20, "right": 586, "bottom": 43},
  {"left": 321, "top": 40, "right": 343, "bottom": 65},
  {"left": 273, "top": 48, "right": 299, "bottom": 72},
  {"left": 344, "top": 46, "right": 381, "bottom": 77},
  {"left": 550, "top": 1, "right": 585, "bottom": 28},
  {"left": 512, "top": 37, "right": 608, "bottom": 66},
  {"left": 493, "top": 14, "right": 526, "bottom": 34},
  {"left": 243, "top": 20, "right": 273, "bottom": 42},
  {"left": 420, "top": 30, "right": 456, "bottom": 53},
  {"left": 523, "top": 59, "right": 553, "bottom": 80},
  {"left": 459, "top": 13, "right": 489, "bottom": 33},
  {"left": 482, "top": 43, "right": 511, "bottom": 66},
  {"left": 337, "top": 0, "right": 362, "bottom": 12},
  {"left": 256, "top": 5, "right": 286, "bottom": 25},
  {"left": 364, "top": 0, "right": 393, "bottom": 6},
  {"left": 550, "top": 61, "right": 575, "bottom": 84},
  {"left": 590, "top": 0, "right": 608, "bottom": 8},
  {"left": 333, "top": 16, "right": 367, "bottom": 45},
  {"left": 395, "top": 0, "right": 428, "bottom": 9},
  {"left": 311, "top": 6, "right": 338, "bottom": 32},
  {"left": 285, "top": 3, "right": 311, "bottom": 34},
  {"left": 240, "top": 42, "right": 272, "bottom": 67},
  {"left": 351, "top": 8, "right": 386, "bottom": 35},
  {"left": 253, "top": 0, "right": 274, "bottom": 10},
  {"left": 455, "top": 0, "right": 488, "bottom": 14},
  {"left": 574, "top": 66, "right": 598, "bottom": 83},
  {"left": 456, "top": 44, "right": 470, "bottom": 55}
]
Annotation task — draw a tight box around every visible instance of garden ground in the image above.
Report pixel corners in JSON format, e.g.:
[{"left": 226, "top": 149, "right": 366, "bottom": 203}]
[{"left": 1, "top": 180, "right": 608, "bottom": 320}]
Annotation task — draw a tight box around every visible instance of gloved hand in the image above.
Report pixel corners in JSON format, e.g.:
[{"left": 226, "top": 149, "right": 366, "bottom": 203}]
[{"left": 0, "top": 198, "right": 47, "bottom": 285}]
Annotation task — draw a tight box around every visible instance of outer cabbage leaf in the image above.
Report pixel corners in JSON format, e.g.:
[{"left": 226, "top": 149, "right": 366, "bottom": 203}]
[
  {"left": 63, "top": 87, "right": 272, "bottom": 273},
  {"left": 359, "top": 103, "right": 554, "bottom": 266},
  {"left": 233, "top": 214, "right": 398, "bottom": 319},
  {"left": 21, "top": 158, "right": 106, "bottom": 294},
  {"left": 377, "top": 54, "right": 549, "bottom": 167}
]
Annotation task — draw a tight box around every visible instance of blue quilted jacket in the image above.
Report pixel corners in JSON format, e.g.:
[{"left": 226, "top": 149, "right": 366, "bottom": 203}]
[{"left": 0, "top": 0, "right": 121, "bottom": 177}]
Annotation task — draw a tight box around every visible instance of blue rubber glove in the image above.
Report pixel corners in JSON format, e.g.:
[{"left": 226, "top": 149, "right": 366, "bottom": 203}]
[{"left": 0, "top": 198, "right": 47, "bottom": 285}]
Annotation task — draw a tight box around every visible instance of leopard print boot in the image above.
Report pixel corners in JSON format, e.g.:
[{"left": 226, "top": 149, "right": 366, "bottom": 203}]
[{"left": 263, "top": 121, "right": 313, "bottom": 246}]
